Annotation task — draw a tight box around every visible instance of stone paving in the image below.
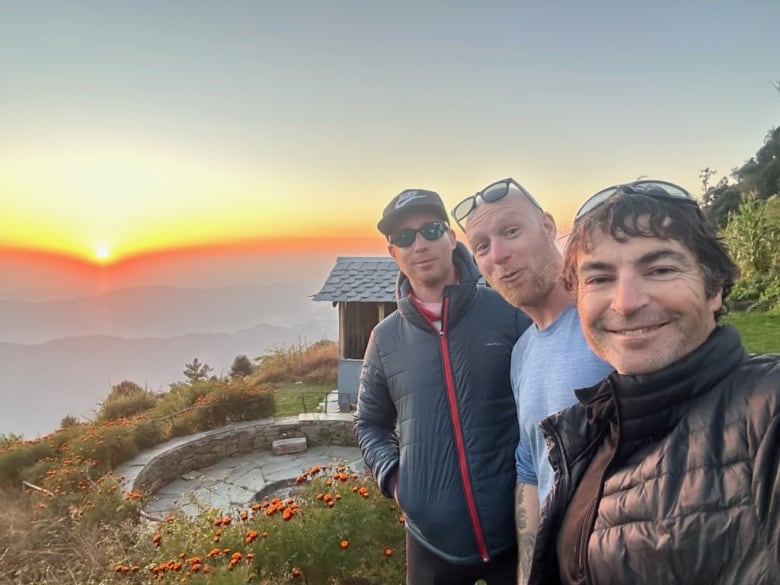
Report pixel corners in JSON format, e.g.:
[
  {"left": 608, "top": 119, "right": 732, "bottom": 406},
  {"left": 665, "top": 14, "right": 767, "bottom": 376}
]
[
  {"left": 115, "top": 390, "right": 364, "bottom": 518},
  {"left": 141, "top": 444, "right": 364, "bottom": 517}
]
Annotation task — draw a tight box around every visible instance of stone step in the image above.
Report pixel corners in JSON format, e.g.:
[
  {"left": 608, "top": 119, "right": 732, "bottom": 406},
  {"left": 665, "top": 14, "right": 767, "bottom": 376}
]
[{"left": 272, "top": 436, "right": 307, "bottom": 456}]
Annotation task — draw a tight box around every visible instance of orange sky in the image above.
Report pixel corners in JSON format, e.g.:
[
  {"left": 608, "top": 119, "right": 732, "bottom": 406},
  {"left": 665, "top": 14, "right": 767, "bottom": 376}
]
[{"left": 2, "top": 2, "right": 777, "bottom": 273}]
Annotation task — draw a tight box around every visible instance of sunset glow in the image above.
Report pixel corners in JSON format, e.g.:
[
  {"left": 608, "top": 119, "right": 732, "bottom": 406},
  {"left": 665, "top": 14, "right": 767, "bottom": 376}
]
[{"left": 0, "top": 2, "right": 777, "bottom": 268}]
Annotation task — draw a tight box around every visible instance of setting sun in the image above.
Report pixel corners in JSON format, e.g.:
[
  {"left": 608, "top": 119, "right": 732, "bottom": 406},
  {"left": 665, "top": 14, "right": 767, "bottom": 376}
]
[{"left": 94, "top": 246, "right": 111, "bottom": 262}]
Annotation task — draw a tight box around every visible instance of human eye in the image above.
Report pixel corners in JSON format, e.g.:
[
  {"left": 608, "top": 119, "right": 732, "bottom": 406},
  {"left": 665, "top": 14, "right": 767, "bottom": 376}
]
[
  {"left": 503, "top": 226, "right": 520, "bottom": 238},
  {"left": 647, "top": 265, "right": 680, "bottom": 278},
  {"left": 582, "top": 274, "right": 613, "bottom": 287},
  {"left": 472, "top": 240, "right": 490, "bottom": 256}
]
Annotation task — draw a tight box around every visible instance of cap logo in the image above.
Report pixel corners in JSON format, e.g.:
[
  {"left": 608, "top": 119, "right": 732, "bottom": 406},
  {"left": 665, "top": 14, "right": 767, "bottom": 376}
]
[{"left": 395, "top": 190, "right": 427, "bottom": 209}]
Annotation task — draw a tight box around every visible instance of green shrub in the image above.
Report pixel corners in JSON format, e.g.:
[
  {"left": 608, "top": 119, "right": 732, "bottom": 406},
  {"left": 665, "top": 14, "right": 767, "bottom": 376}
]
[
  {"left": 190, "top": 381, "right": 274, "bottom": 427},
  {"left": 252, "top": 338, "right": 337, "bottom": 385},
  {"left": 97, "top": 381, "right": 159, "bottom": 422},
  {"left": 730, "top": 273, "right": 780, "bottom": 312}
]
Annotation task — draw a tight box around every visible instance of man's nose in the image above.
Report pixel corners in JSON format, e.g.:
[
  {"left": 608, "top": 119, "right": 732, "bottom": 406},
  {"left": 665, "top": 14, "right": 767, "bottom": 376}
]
[
  {"left": 411, "top": 231, "right": 429, "bottom": 250},
  {"left": 490, "top": 239, "right": 510, "bottom": 265},
  {"left": 610, "top": 273, "right": 649, "bottom": 316}
]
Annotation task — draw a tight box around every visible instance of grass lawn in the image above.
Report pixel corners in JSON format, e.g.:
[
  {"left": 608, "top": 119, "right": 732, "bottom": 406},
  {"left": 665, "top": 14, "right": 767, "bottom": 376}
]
[
  {"left": 272, "top": 382, "right": 336, "bottom": 416},
  {"left": 723, "top": 311, "right": 780, "bottom": 354}
]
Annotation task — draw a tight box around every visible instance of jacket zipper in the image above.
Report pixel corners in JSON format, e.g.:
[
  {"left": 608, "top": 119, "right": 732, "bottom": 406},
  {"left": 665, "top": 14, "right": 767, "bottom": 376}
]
[{"left": 437, "top": 297, "right": 490, "bottom": 562}]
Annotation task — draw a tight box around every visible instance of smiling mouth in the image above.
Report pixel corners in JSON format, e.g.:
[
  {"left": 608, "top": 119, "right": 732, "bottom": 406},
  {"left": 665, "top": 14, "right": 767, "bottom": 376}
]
[{"left": 607, "top": 323, "right": 667, "bottom": 336}]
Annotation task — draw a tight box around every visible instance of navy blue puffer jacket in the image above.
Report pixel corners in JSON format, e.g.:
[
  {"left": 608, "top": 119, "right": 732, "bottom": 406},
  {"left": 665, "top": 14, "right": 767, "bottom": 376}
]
[{"left": 354, "top": 242, "right": 530, "bottom": 564}]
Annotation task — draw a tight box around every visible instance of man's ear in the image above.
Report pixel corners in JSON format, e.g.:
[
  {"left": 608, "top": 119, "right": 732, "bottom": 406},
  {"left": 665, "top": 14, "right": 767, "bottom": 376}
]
[
  {"left": 542, "top": 212, "right": 558, "bottom": 241},
  {"left": 707, "top": 285, "right": 723, "bottom": 315},
  {"left": 388, "top": 243, "right": 398, "bottom": 261},
  {"left": 446, "top": 228, "right": 457, "bottom": 250}
]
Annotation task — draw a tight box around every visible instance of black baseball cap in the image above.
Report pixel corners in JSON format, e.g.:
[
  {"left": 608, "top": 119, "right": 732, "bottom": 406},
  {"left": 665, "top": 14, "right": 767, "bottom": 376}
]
[{"left": 377, "top": 189, "right": 449, "bottom": 236}]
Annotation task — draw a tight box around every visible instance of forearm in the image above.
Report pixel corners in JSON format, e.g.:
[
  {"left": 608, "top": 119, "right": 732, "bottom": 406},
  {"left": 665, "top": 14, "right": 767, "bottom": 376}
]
[{"left": 515, "top": 482, "right": 540, "bottom": 585}]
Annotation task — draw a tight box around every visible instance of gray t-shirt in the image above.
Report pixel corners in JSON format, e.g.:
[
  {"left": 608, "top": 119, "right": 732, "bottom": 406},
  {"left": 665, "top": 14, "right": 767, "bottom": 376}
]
[{"left": 511, "top": 304, "right": 613, "bottom": 503}]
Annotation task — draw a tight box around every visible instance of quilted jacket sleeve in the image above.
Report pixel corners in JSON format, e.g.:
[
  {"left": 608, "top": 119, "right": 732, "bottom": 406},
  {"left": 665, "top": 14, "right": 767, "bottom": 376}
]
[
  {"left": 353, "top": 331, "right": 399, "bottom": 499},
  {"left": 754, "top": 403, "right": 780, "bottom": 569},
  {"left": 752, "top": 361, "right": 780, "bottom": 569}
]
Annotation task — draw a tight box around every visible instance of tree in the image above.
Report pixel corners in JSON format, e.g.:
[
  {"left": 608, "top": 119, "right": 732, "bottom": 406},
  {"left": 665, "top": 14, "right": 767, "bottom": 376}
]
[
  {"left": 183, "top": 358, "right": 213, "bottom": 383},
  {"left": 701, "top": 126, "right": 780, "bottom": 228},
  {"left": 230, "top": 354, "right": 255, "bottom": 379}
]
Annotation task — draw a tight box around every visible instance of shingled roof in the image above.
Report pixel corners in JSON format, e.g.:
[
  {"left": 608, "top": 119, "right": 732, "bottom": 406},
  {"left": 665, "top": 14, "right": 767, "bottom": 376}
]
[{"left": 312, "top": 256, "right": 398, "bottom": 303}]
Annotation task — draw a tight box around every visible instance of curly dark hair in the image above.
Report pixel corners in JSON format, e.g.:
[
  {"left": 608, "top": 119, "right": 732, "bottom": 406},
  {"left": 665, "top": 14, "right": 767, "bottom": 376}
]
[{"left": 562, "top": 193, "right": 739, "bottom": 318}]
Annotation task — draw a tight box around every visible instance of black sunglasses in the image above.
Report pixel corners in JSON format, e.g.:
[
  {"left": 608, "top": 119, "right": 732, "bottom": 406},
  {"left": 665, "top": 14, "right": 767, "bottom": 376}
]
[
  {"left": 451, "top": 178, "right": 543, "bottom": 231},
  {"left": 575, "top": 180, "right": 698, "bottom": 221},
  {"left": 389, "top": 220, "right": 449, "bottom": 248}
]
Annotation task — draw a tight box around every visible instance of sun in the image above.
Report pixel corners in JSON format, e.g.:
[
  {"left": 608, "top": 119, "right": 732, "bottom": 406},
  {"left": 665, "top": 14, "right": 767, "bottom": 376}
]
[{"left": 94, "top": 245, "right": 112, "bottom": 263}]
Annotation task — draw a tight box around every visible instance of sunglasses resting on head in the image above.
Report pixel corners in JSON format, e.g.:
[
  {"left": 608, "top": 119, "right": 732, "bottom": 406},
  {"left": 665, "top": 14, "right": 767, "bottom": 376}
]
[
  {"left": 451, "top": 178, "right": 543, "bottom": 231},
  {"left": 575, "top": 180, "right": 699, "bottom": 221},
  {"left": 388, "top": 220, "right": 449, "bottom": 248}
]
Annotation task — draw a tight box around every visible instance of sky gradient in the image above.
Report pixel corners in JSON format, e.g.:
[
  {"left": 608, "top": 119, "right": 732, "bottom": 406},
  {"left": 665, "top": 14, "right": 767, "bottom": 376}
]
[{"left": 1, "top": 0, "right": 779, "bottom": 267}]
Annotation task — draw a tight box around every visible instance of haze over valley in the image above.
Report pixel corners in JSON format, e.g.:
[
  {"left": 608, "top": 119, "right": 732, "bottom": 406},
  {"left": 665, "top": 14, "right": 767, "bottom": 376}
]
[{"left": 0, "top": 275, "right": 339, "bottom": 438}]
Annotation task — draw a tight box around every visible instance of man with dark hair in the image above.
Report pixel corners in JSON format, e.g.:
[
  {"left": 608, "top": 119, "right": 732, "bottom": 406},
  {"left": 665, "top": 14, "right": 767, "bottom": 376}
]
[
  {"left": 355, "top": 188, "right": 530, "bottom": 584},
  {"left": 529, "top": 180, "right": 780, "bottom": 585}
]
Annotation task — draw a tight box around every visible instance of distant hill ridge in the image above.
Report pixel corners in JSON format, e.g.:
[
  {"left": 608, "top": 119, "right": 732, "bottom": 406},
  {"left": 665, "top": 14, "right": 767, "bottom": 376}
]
[
  {"left": 0, "top": 283, "right": 335, "bottom": 344},
  {"left": 0, "top": 283, "right": 338, "bottom": 438}
]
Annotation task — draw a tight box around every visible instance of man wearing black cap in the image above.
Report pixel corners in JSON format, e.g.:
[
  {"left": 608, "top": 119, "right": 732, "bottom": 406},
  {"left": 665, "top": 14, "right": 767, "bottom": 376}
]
[{"left": 355, "top": 189, "right": 530, "bottom": 584}]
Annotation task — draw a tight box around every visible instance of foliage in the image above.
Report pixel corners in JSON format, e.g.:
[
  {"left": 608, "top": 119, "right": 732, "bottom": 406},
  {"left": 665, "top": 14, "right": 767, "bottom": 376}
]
[
  {"left": 97, "top": 380, "right": 160, "bottom": 422},
  {"left": 113, "top": 468, "right": 405, "bottom": 585},
  {"left": 60, "top": 414, "right": 80, "bottom": 429},
  {"left": 701, "top": 126, "right": 780, "bottom": 228},
  {"left": 252, "top": 338, "right": 338, "bottom": 385},
  {"left": 0, "top": 379, "right": 274, "bottom": 489},
  {"left": 722, "top": 195, "right": 779, "bottom": 280},
  {"left": 230, "top": 354, "right": 256, "bottom": 379},
  {"left": 720, "top": 194, "right": 780, "bottom": 313},
  {"left": 188, "top": 380, "right": 274, "bottom": 427},
  {"left": 0, "top": 485, "right": 139, "bottom": 585},
  {"left": 183, "top": 358, "right": 214, "bottom": 383}
]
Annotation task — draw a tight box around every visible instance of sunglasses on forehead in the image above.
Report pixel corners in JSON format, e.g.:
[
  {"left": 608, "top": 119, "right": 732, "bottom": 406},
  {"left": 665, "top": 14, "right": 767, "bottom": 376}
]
[
  {"left": 451, "top": 178, "right": 543, "bottom": 231},
  {"left": 388, "top": 220, "right": 449, "bottom": 248},
  {"left": 575, "top": 180, "right": 698, "bottom": 221}
]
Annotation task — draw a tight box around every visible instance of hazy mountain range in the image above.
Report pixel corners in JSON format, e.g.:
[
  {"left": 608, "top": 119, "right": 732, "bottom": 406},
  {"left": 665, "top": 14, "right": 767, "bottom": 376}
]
[{"left": 0, "top": 284, "right": 338, "bottom": 438}]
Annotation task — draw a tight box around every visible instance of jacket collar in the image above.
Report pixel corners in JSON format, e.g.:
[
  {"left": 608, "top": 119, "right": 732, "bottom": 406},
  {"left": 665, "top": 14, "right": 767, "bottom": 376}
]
[
  {"left": 395, "top": 242, "right": 481, "bottom": 329},
  {"left": 575, "top": 325, "right": 747, "bottom": 446}
]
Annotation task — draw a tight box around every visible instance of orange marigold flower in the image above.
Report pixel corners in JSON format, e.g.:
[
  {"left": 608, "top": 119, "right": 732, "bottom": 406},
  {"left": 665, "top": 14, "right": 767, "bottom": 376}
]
[
  {"left": 221, "top": 516, "right": 232, "bottom": 526},
  {"left": 239, "top": 510, "right": 248, "bottom": 521},
  {"left": 384, "top": 548, "right": 393, "bottom": 557},
  {"left": 292, "top": 567, "right": 302, "bottom": 577},
  {"left": 282, "top": 507, "right": 294, "bottom": 521},
  {"left": 246, "top": 530, "right": 259, "bottom": 544},
  {"left": 340, "top": 540, "right": 349, "bottom": 549},
  {"left": 152, "top": 533, "right": 162, "bottom": 546},
  {"left": 327, "top": 500, "right": 336, "bottom": 508}
]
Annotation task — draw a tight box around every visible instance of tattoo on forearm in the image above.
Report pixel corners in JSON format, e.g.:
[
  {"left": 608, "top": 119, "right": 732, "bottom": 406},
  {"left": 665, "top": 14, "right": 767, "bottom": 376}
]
[{"left": 515, "top": 484, "right": 537, "bottom": 585}]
